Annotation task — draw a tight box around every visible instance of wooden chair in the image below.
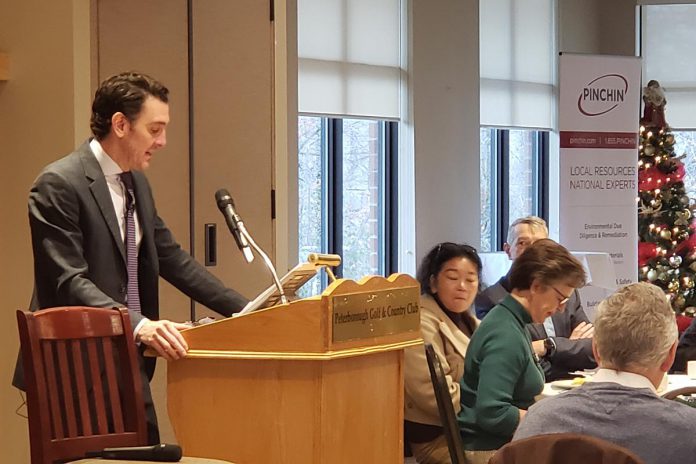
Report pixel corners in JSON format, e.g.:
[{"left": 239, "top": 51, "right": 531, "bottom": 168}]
[
  {"left": 17, "top": 307, "right": 231, "bottom": 464},
  {"left": 489, "top": 433, "right": 645, "bottom": 464},
  {"left": 424, "top": 343, "right": 466, "bottom": 464}
]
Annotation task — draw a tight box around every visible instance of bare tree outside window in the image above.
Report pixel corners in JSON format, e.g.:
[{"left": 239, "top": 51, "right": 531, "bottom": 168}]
[
  {"left": 297, "top": 117, "right": 388, "bottom": 296},
  {"left": 480, "top": 128, "right": 494, "bottom": 252},
  {"left": 342, "top": 119, "right": 384, "bottom": 280},
  {"left": 508, "top": 129, "right": 535, "bottom": 223},
  {"left": 480, "top": 128, "right": 546, "bottom": 250},
  {"left": 674, "top": 131, "right": 696, "bottom": 200},
  {"left": 297, "top": 116, "right": 324, "bottom": 296}
]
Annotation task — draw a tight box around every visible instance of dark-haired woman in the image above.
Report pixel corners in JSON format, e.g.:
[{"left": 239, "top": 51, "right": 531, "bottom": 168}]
[
  {"left": 457, "top": 239, "right": 586, "bottom": 464},
  {"left": 404, "top": 242, "right": 481, "bottom": 464}
]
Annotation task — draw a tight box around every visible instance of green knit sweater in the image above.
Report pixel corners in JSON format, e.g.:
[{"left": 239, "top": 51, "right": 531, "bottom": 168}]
[{"left": 457, "top": 294, "right": 545, "bottom": 450}]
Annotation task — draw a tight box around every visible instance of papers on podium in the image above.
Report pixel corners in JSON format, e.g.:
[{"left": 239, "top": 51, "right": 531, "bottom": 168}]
[{"left": 238, "top": 261, "right": 323, "bottom": 315}]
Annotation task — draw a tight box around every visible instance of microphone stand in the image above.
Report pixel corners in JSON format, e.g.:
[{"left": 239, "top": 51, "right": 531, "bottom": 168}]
[{"left": 237, "top": 222, "right": 288, "bottom": 305}]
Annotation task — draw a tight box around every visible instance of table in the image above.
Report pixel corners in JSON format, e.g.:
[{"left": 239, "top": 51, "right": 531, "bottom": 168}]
[{"left": 541, "top": 374, "right": 696, "bottom": 398}]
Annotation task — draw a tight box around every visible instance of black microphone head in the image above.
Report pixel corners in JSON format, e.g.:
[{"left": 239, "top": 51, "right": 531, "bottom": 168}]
[
  {"left": 155, "top": 443, "right": 183, "bottom": 461},
  {"left": 215, "top": 188, "right": 234, "bottom": 211}
]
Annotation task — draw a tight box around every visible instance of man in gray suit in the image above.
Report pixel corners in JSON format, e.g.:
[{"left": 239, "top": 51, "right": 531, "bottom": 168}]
[
  {"left": 475, "top": 216, "right": 595, "bottom": 380},
  {"left": 16, "top": 72, "right": 248, "bottom": 442}
]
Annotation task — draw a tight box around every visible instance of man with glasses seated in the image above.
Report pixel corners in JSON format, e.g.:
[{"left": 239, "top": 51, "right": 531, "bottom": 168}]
[
  {"left": 513, "top": 282, "right": 696, "bottom": 464},
  {"left": 475, "top": 216, "right": 596, "bottom": 381}
]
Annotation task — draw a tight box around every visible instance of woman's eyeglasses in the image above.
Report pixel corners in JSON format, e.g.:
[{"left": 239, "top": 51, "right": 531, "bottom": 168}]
[{"left": 550, "top": 286, "right": 571, "bottom": 306}]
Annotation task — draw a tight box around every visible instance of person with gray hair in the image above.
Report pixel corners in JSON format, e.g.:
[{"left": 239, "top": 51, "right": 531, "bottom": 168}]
[
  {"left": 513, "top": 282, "right": 696, "bottom": 464},
  {"left": 475, "top": 216, "right": 595, "bottom": 380}
]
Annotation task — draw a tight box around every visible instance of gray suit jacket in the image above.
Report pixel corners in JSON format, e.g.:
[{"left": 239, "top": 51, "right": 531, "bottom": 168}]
[
  {"left": 14, "top": 141, "right": 248, "bottom": 386},
  {"left": 475, "top": 274, "right": 595, "bottom": 380},
  {"left": 513, "top": 382, "right": 696, "bottom": 464}
]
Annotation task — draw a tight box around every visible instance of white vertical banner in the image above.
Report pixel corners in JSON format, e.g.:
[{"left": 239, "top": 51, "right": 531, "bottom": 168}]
[{"left": 559, "top": 54, "right": 641, "bottom": 287}]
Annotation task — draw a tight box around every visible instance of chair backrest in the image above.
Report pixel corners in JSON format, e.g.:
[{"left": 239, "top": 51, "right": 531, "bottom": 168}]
[
  {"left": 661, "top": 386, "right": 696, "bottom": 400},
  {"left": 424, "top": 343, "right": 466, "bottom": 464},
  {"left": 17, "top": 307, "right": 147, "bottom": 464},
  {"left": 489, "top": 433, "right": 645, "bottom": 464}
]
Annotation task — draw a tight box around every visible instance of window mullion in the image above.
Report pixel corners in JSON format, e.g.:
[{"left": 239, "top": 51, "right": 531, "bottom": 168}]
[
  {"left": 538, "top": 131, "right": 550, "bottom": 223},
  {"left": 497, "top": 130, "right": 510, "bottom": 250},
  {"left": 384, "top": 121, "right": 398, "bottom": 275},
  {"left": 328, "top": 118, "right": 344, "bottom": 278}
]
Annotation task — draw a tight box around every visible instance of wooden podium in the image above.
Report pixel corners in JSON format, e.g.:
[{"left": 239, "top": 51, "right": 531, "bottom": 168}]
[{"left": 167, "top": 274, "right": 422, "bottom": 464}]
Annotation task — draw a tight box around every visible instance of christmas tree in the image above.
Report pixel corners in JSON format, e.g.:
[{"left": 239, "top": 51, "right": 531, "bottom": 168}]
[{"left": 638, "top": 80, "right": 696, "bottom": 315}]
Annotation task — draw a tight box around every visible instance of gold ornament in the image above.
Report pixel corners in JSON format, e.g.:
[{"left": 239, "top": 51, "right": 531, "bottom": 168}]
[
  {"left": 669, "top": 280, "right": 680, "bottom": 292},
  {"left": 675, "top": 295, "right": 686, "bottom": 309},
  {"left": 639, "top": 201, "right": 656, "bottom": 216},
  {"left": 675, "top": 211, "right": 691, "bottom": 226},
  {"left": 661, "top": 229, "right": 672, "bottom": 240}
]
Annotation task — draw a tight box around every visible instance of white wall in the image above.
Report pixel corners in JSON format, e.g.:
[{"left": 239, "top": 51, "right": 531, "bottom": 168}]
[{"left": 412, "top": 0, "right": 481, "bottom": 265}]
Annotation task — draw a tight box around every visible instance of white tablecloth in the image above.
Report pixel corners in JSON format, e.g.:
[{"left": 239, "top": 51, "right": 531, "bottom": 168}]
[{"left": 541, "top": 374, "right": 696, "bottom": 399}]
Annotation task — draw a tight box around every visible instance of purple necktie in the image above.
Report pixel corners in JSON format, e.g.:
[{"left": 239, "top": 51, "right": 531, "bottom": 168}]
[{"left": 119, "top": 172, "right": 141, "bottom": 313}]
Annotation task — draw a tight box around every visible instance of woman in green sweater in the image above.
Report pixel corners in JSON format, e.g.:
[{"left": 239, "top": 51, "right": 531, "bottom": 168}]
[{"left": 457, "top": 239, "right": 586, "bottom": 464}]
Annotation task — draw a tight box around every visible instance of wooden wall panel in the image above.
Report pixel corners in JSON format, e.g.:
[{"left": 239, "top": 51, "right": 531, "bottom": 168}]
[{"left": 191, "top": 0, "right": 274, "bottom": 315}]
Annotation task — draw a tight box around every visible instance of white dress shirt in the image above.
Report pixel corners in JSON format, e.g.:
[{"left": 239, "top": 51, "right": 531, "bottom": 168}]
[
  {"left": 89, "top": 139, "right": 148, "bottom": 335},
  {"left": 590, "top": 368, "right": 657, "bottom": 394},
  {"left": 89, "top": 139, "right": 143, "bottom": 247}
]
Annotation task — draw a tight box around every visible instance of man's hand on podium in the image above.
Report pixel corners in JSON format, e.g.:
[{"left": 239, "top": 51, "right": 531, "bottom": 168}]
[{"left": 137, "top": 319, "right": 189, "bottom": 361}]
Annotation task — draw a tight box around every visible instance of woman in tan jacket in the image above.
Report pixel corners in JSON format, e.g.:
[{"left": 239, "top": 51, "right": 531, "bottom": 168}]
[{"left": 404, "top": 242, "right": 481, "bottom": 464}]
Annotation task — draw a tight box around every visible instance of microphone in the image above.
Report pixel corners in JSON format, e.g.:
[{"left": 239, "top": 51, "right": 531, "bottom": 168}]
[
  {"left": 215, "top": 189, "right": 254, "bottom": 263},
  {"left": 85, "top": 443, "right": 182, "bottom": 461},
  {"left": 215, "top": 187, "right": 287, "bottom": 307}
]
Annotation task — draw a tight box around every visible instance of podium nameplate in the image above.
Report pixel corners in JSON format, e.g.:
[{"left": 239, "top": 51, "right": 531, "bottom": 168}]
[{"left": 331, "top": 286, "right": 420, "bottom": 342}]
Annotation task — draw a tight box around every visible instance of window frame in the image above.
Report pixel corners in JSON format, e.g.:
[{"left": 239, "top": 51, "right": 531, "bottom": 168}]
[
  {"left": 298, "top": 115, "right": 399, "bottom": 285},
  {"left": 482, "top": 127, "right": 550, "bottom": 250}
]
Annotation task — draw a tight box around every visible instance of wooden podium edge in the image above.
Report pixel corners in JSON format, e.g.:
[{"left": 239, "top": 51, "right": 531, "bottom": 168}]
[{"left": 180, "top": 337, "right": 423, "bottom": 360}]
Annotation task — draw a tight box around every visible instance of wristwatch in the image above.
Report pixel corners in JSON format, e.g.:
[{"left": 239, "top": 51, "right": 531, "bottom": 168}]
[{"left": 543, "top": 337, "right": 557, "bottom": 358}]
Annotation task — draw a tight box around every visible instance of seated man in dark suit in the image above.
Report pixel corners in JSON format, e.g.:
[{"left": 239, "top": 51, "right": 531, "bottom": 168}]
[
  {"left": 673, "top": 316, "right": 696, "bottom": 372},
  {"left": 475, "top": 216, "right": 595, "bottom": 380}
]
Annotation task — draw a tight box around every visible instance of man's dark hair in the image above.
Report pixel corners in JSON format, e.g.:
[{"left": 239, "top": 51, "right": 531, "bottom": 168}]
[
  {"left": 90, "top": 72, "right": 169, "bottom": 140},
  {"left": 417, "top": 242, "right": 482, "bottom": 296}
]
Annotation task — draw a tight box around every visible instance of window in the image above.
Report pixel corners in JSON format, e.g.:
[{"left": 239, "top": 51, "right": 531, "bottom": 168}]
[
  {"left": 641, "top": 4, "right": 696, "bottom": 130},
  {"left": 674, "top": 131, "right": 696, "bottom": 199},
  {"left": 479, "top": 0, "right": 555, "bottom": 251},
  {"left": 642, "top": 5, "right": 696, "bottom": 235},
  {"left": 298, "top": 115, "right": 398, "bottom": 295},
  {"left": 479, "top": 128, "right": 549, "bottom": 251}
]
